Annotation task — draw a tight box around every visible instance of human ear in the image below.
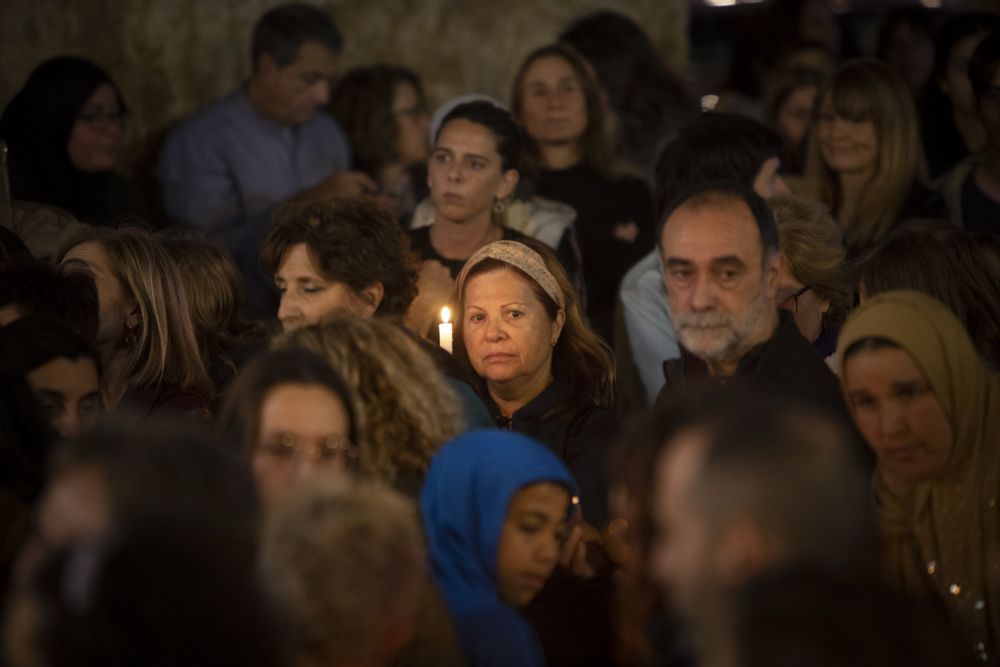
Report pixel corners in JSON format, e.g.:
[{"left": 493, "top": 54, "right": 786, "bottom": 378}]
[
  {"left": 765, "top": 251, "right": 785, "bottom": 298},
  {"left": 255, "top": 52, "right": 279, "bottom": 80},
  {"left": 496, "top": 169, "right": 519, "bottom": 201},
  {"left": 550, "top": 309, "right": 566, "bottom": 346},
  {"left": 356, "top": 282, "right": 385, "bottom": 318}
]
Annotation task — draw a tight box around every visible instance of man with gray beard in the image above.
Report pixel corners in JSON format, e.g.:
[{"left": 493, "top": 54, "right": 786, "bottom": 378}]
[{"left": 652, "top": 182, "right": 854, "bottom": 431}]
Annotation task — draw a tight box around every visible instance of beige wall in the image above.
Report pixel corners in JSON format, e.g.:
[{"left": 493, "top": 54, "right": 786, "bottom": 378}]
[{"left": 1, "top": 0, "right": 688, "bottom": 173}]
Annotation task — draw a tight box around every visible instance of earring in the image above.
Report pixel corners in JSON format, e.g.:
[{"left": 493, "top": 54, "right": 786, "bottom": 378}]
[
  {"left": 493, "top": 198, "right": 508, "bottom": 215},
  {"left": 124, "top": 321, "right": 138, "bottom": 346}
]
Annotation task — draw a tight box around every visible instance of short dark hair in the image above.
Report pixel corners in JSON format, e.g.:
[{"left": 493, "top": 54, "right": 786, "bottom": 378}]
[
  {"left": 260, "top": 199, "right": 420, "bottom": 317},
  {"left": 330, "top": 64, "right": 425, "bottom": 176},
  {"left": 0, "top": 317, "right": 100, "bottom": 377},
  {"left": 436, "top": 100, "right": 522, "bottom": 173},
  {"left": 654, "top": 113, "right": 782, "bottom": 222},
  {"left": 969, "top": 31, "right": 1000, "bottom": 102},
  {"left": 659, "top": 181, "right": 780, "bottom": 259},
  {"left": 251, "top": 2, "right": 343, "bottom": 69},
  {"left": 934, "top": 13, "right": 1000, "bottom": 78},
  {"left": 0, "top": 258, "right": 99, "bottom": 342}
]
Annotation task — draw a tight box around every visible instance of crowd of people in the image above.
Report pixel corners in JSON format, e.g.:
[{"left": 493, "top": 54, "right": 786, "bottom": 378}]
[{"left": 2, "top": 1, "right": 1000, "bottom": 665}]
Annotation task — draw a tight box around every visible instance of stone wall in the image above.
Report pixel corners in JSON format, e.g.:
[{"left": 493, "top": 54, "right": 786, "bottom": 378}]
[{"left": 1, "top": 0, "right": 688, "bottom": 173}]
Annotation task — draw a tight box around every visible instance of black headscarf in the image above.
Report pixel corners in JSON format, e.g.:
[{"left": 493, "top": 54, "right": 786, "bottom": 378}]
[{"left": 0, "top": 57, "right": 137, "bottom": 224}]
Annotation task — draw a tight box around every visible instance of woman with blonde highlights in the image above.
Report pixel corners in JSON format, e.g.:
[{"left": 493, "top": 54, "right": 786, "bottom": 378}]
[
  {"left": 803, "top": 59, "right": 946, "bottom": 257},
  {"left": 57, "top": 226, "right": 211, "bottom": 420},
  {"left": 454, "top": 237, "right": 616, "bottom": 526},
  {"left": 276, "top": 315, "right": 464, "bottom": 496}
]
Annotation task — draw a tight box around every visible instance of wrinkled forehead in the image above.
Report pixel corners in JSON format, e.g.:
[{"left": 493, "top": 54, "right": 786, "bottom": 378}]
[{"left": 661, "top": 198, "right": 765, "bottom": 263}]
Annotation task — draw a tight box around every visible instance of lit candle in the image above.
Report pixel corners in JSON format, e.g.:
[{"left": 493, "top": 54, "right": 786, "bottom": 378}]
[{"left": 439, "top": 306, "right": 453, "bottom": 354}]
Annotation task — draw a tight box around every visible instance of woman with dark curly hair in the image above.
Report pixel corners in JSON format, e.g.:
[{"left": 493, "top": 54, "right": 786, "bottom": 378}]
[{"left": 260, "top": 198, "right": 420, "bottom": 332}]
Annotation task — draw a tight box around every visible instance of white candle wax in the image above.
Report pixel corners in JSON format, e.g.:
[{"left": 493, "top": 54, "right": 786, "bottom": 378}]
[{"left": 439, "top": 306, "right": 453, "bottom": 354}]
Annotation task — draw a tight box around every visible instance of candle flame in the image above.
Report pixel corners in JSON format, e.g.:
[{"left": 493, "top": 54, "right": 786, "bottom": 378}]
[{"left": 440, "top": 306, "right": 451, "bottom": 324}]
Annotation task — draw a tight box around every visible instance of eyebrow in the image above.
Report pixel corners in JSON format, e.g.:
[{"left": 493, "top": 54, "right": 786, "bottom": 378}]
[
  {"left": 891, "top": 379, "right": 926, "bottom": 392},
  {"left": 665, "top": 258, "right": 693, "bottom": 269},
  {"left": 514, "top": 509, "right": 556, "bottom": 523},
  {"left": 33, "top": 390, "right": 65, "bottom": 400},
  {"left": 60, "top": 258, "right": 92, "bottom": 273}
]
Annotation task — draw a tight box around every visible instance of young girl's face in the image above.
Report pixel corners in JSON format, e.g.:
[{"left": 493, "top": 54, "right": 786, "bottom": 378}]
[{"left": 495, "top": 481, "right": 570, "bottom": 606}]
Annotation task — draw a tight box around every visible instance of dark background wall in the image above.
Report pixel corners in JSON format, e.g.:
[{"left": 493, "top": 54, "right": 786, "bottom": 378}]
[{"left": 1, "top": 0, "right": 688, "bottom": 175}]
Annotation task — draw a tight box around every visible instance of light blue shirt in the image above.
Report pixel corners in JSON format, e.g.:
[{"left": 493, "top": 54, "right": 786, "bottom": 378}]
[
  {"left": 158, "top": 89, "right": 351, "bottom": 311},
  {"left": 619, "top": 249, "right": 679, "bottom": 404}
]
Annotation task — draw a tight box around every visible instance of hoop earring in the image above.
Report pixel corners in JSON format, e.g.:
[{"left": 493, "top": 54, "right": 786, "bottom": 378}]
[{"left": 493, "top": 198, "right": 509, "bottom": 216}]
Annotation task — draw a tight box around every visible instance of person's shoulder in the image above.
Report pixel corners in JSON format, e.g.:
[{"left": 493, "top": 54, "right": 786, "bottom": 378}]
[
  {"left": 460, "top": 606, "right": 546, "bottom": 667},
  {"left": 171, "top": 90, "right": 247, "bottom": 136}
]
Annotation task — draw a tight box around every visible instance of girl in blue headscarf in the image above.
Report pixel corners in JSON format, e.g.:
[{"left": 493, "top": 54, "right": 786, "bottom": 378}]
[{"left": 420, "top": 430, "right": 579, "bottom": 667}]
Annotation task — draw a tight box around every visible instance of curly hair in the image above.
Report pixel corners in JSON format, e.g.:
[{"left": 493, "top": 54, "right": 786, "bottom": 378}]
[
  {"left": 274, "top": 316, "right": 463, "bottom": 488},
  {"left": 260, "top": 199, "right": 420, "bottom": 318},
  {"left": 453, "top": 237, "right": 614, "bottom": 410}
]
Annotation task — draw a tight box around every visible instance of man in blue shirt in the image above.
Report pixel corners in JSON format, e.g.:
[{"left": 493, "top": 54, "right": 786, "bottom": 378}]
[{"left": 159, "top": 3, "right": 374, "bottom": 313}]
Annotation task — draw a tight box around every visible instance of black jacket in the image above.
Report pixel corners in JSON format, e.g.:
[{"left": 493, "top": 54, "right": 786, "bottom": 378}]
[
  {"left": 485, "top": 376, "right": 617, "bottom": 527},
  {"left": 654, "top": 311, "right": 868, "bottom": 463}
]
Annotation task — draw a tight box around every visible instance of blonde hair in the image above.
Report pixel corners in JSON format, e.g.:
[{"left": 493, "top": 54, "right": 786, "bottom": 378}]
[
  {"left": 769, "top": 194, "right": 852, "bottom": 325},
  {"left": 803, "top": 59, "right": 926, "bottom": 253},
  {"left": 58, "top": 227, "right": 212, "bottom": 398},
  {"left": 275, "top": 316, "right": 463, "bottom": 487},
  {"left": 260, "top": 477, "right": 425, "bottom": 667}
]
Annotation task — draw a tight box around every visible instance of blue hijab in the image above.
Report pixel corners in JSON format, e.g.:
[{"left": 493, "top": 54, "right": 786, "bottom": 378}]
[{"left": 420, "top": 429, "right": 578, "bottom": 614}]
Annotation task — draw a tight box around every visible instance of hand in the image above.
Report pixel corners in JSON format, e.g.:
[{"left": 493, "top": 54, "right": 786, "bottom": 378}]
[
  {"left": 405, "top": 260, "right": 455, "bottom": 335},
  {"left": 560, "top": 523, "right": 596, "bottom": 579},
  {"left": 299, "top": 170, "right": 378, "bottom": 203}
]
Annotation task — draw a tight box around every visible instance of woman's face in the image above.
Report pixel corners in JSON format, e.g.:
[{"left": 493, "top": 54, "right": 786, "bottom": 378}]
[
  {"left": 253, "top": 382, "right": 353, "bottom": 506},
  {"left": 28, "top": 357, "right": 102, "bottom": 439},
  {"left": 943, "top": 32, "right": 991, "bottom": 115},
  {"left": 518, "top": 55, "right": 588, "bottom": 147},
  {"left": 496, "top": 482, "right": 570, "bottom": 607},
  {"left": 275, "top": 243, "right": 372, "bottom": 332},
  {"left": 393, "top": 81, "right": 430, "bottom": 166},
  {"left": 777, "top": 85, "right": 818, "bottom": 149},
  {"left": 843, "top": 345, "right": 953, "bottom": 482},
  {"left": 817, "top": 97, "right": 878, "bottom": 178},
  {"left": 59, "top": 241, "right": 133, "bottom": 351},
  {"left": 462, "top": 267, "right": 564, "bottom": 396},
  {"left": 428, "top": 118, "right": 517, "bottom": 225},
  {"left": 67, "top": 83, "right": 124, "bottom": 173},
  {"left": 775, "top": 262, "right": 830, "bottom": 344}
]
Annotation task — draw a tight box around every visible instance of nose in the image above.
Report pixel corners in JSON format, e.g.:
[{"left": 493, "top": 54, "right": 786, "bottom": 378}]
[
  {"left": 484, "top": 315, "right": 507, "bottom": 341},
  {"left": 277, "top": 294, "right": 302, "bottom": 331},
  {"left": 880, "top": 401, "right": 908, "bottom": 439},
  {"left": 535, "top": 534, "right": 560, "bottom": 567},
  {"left": 312, "top": 81, "right": 331, "bottom": 108},
  {"left": 688, "top": 273, "right": 716, "bottom": 312},
  {"left": 54, "top": 411, "right": 78, "bottom": 439}
]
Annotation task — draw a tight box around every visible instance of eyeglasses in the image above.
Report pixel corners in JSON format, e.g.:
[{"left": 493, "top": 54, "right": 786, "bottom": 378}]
[
  {"left": 256, "top": 433, "right": 360, "bottom": 471},
  {"left": 76, "top": 108, "right": 127, "bottom": 129},
  {"left": 778, "top": 286, "right": 811, "bottom": 315}
]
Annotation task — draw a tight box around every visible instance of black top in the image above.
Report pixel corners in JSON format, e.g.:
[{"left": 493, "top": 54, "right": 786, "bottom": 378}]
[
  {"left": 407, "top": 225, "right": 531, "bottom": 280},
  {"left": 535, "top": 163, "right": 655, "bottom": 344},
  {"left": 961, "top": 173, "right": 1000, "bottom": 235},
  {"left": 655, "top": 311, "right": 870, "bottom": 466},
  {"left": 920, "top": 90, "right": 970, "bottom": 180},
  {"left": 484, "top": 376, "right": 617, "bottom": 527}
]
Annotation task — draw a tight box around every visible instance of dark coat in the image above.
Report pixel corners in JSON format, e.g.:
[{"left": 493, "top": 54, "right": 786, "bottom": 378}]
[
  {"left": 485, "top": 376, "right": 617, "bottom": 527},
  {"left": 654, "top": 311, "right": 868, "bottom": 464}
]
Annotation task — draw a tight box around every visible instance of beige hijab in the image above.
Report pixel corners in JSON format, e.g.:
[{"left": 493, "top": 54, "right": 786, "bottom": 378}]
[{"left": 837, "top": 290, "right": 1000, "bottom": 661}]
